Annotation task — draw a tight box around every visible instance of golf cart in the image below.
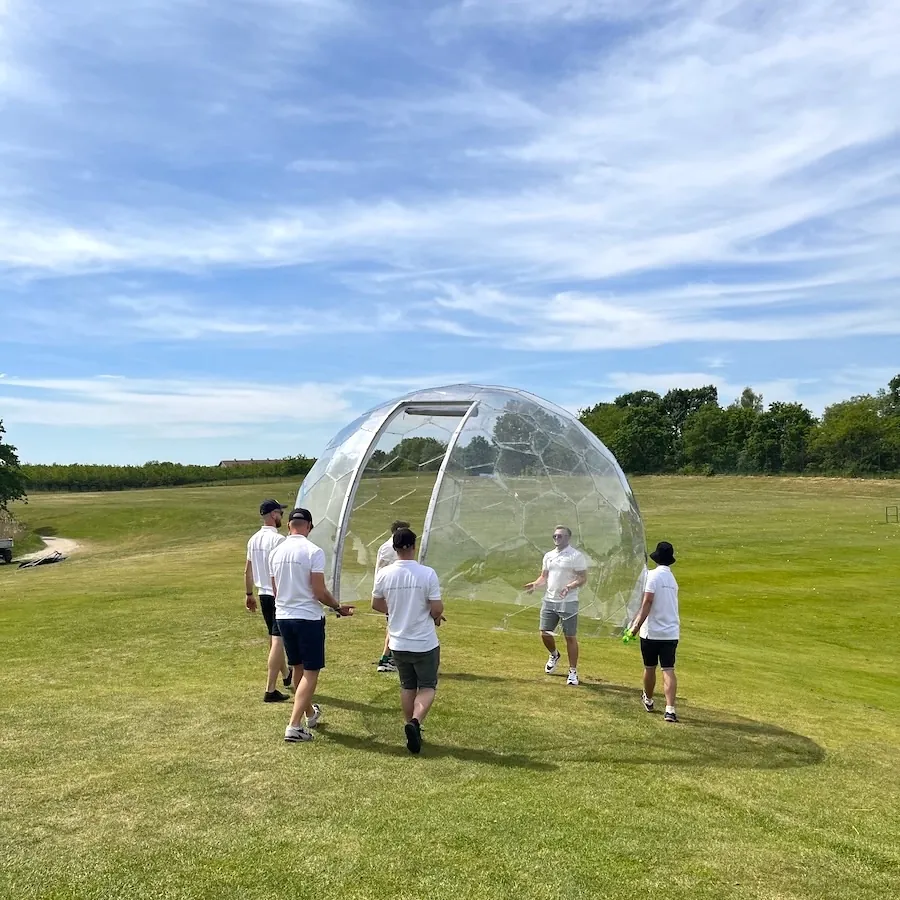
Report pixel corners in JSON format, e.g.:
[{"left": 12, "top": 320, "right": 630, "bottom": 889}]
[{"left": 0, "top": 537, "right": 12, "bottom": 564}]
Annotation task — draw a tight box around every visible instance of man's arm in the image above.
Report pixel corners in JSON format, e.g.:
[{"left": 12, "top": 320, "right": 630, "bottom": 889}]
[
  {"left": 629, "top": 591, "right": 654, "bottom": 635},
  {"left": 524, "top": 568, "right": 549, "bottom": 593},
  {"left": 311, "top": 571, "right": 354, "bottom": 616},
  {"left": 244, "top": 559, "right": 256, "bottom": 611},
  {"left": 372, "top": 593, "right": 388, "bottom": 615},
  {"left": 559, "top": 568, "right": 587, "bottom": 600}
]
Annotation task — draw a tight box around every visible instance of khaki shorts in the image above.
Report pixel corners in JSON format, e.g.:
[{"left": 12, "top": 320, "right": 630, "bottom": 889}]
[{"left": 392, "top": 646, "right": 441, "bottom": 690}]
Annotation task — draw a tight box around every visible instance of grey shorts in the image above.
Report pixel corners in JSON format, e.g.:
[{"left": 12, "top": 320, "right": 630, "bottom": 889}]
[
  {"left": 540, "top": 604, "right": 579, "bottom": 637},
  {"left": 392, "top": 646, "right": 440, "bottom": 690}
]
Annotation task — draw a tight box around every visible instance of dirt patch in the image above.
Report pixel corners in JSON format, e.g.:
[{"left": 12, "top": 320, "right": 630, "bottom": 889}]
[{"left": 19, "top": 537, "right": 82, "bottom": 561}]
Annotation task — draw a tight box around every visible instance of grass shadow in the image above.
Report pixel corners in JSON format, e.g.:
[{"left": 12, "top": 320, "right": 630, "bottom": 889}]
[
  {"left": 321, "top": 726, "right": 558, "bottom": 771},
  {"left": 438, "top": 673, "right": 824, "bottom": 771},
  {"left": 316, "top": 694, "right": 392, "bottom": 715}
]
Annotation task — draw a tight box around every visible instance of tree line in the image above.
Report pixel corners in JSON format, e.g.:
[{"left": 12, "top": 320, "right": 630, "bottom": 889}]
[
  {"left": 577, "top": 375, "right": 900, "bottom": 476},
  {"left": 16, "top": 456, "right": 315, "bottom": 493}
]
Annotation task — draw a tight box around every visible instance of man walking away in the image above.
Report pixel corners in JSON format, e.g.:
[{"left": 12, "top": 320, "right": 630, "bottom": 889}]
[
  {"left": 270, "top": 508, "right": 355, "bottom": 743},
  {"left": 374, "top": 520, "right": 410, "bottom": 673},
  {"left": 244, "top": 498, "right": 290, "bottom": 702},
  {"left": 627, "top": 541, "right": 680, "bottom": 722},
  {"left": 525, "top": 525, "right": 587, "bottom": 686},
  {"left": 371, "top": 527, "right": 444, "bottom": 755}
]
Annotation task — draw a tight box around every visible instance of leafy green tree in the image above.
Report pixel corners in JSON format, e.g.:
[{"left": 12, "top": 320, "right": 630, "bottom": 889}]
[
  {"left": 611, "top": 406, "right": 674, "bottom": 474},
  {"left": 578, "top": 402, "right": 626, "bottom": 449},
  {"left": 682, "top": 404, "right": 730, "bottom": 472},
  {"left": 0, "top": 421, "right": 27, "bottom": 512},
  {"left": 731, "top": 387, "right": 764, "bottom": 413},
  {"left": 614, "top": 390, "right": 663, "bottom": 410},
  {"left": 810, "top": 396, "right": 899, "bottom": 474}
]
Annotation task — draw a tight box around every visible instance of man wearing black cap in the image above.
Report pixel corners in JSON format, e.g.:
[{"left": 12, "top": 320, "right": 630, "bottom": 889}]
[
  {"left": 627, "top": 541, "right": 680, "bottom": 722},
  {"left": 269, "top": 507, "right": 355, "bottom": 743},
  {"left": 244, "top": 499, "right": 291, "bottom": 702}
]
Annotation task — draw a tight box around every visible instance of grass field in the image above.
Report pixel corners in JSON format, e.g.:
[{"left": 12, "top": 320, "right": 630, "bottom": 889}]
[{"left": 1, "top": 477, "right": 899, "bottom": 900}]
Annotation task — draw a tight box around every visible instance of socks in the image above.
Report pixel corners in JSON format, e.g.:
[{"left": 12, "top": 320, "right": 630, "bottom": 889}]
[{"left": 665, "top": 705, "right": 676, "bottom": 714}]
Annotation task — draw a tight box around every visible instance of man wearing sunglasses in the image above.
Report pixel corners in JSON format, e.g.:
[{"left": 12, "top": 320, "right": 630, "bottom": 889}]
[
  {"left": 525, "top": 525, "right": 587, "bottom": 686},
  {"left": 269, "top": 507, "right": 355, "bottom": 743}
]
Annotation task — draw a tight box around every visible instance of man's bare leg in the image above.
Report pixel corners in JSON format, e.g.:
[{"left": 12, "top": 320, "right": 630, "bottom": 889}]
[
  {"left": 288, "top": 669, "right": 319, "bottom": 728},
  {"left": 643, "top": 666, "right": 657, "bottom": 700},
  {"left": 564, "top": 634, "right": 579, "bottom": 670},
  {"left": 266, "top": 637, "right": 285, "bottom": 693},
  {"left": 662, "top": 668, "right": 677, "bottom": 708},
  {"left": 413, "top": 688, "right": 436, "bottom": 723},
  {"left": 401, "top": 688, "right": 416, "bottom": 722},
  {"left": 541, "top": 631, "right": 557, "bottom": 655}
]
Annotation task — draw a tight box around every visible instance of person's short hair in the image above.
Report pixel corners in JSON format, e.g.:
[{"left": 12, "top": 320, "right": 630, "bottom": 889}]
[
  {"left": 392, "top": 527, "right": 416, "bottom": 551},
  {"left": 554, "top": 525, "right": 572, "bottom": 537},
  {"left": 390, "top": 520, "right": 411, "bottom": 533}
]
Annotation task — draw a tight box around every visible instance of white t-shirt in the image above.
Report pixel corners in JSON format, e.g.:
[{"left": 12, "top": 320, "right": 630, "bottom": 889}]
[
  {"left": 372, "top": 560, "right": 441, "bottom": 653},
  {"left": 270, "top": 535, "right": 327, "bottom": 620},
  {"left": 246, "top": 525, "right": 285, "bottom": 595},
  {"left": 541, "top": 545, "right": 588, "bottom": 609},
  {"left": 640, "top": 565, "right": 679, "bottom": 640},
  {"left": 375, "top": 538, "right": 397, "bottom": 572}
]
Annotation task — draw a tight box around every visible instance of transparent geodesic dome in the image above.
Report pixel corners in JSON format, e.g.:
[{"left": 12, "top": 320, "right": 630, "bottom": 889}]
[{"left": 296, "top": 384, "right": 646, "bottom": 636}]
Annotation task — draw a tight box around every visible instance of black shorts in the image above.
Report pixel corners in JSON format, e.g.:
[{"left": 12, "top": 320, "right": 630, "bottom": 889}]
[
  {"left": 259, "top": 595, "right": 280, "bottom": 637},
  {"left": 277, "top": 617, "right": 326, "bottom": 671},
  {"left": 640, "top": 638, "right": 678, "bottom": 669},
  {"left": 392, "top": 646, "right": 440, "bottom": 690}
]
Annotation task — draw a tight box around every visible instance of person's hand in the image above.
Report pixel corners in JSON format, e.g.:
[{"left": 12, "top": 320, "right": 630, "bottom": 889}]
[
  {"left": 622, "top": 628, "right": 636, "bottom": 644},
  {"left": 524, "top": 582, "right": 535, "bottom": 594},
  {"left": 335, "top": 604, "right": 355, "bottom": 617},
  {"left": 435, "top": 615, "right": 447, "bottom": 628},
  {"left": 245, "top": 593, "right": 257, "bottom": 612},
  {"left": 559, "top": 585, "right": 570, "bottom": 599}
]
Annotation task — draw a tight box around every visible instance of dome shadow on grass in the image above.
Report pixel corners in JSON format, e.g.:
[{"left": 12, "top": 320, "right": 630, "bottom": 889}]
[{"left": 437, "top": 672, "right": 825, "bottom": 771}]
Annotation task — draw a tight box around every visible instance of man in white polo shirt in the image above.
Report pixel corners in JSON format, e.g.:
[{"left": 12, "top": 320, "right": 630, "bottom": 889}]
[
  {"left": 626, "top": 541, "right": 680, "bottom": 723},
  {"left": 374, "top": 519, "right": 410, "bottom": 673},
  {"left": 244, "top": 498, "right": 291, "bottom": 703},
  {"left": 269, "top": 507, "right": 355, "bottom": 743},
  {"left": 371, "top": 527, "right": 444, "bottom": 755},
  {"left": 525, "top": 525, "right": 588, "bottom": 686}
]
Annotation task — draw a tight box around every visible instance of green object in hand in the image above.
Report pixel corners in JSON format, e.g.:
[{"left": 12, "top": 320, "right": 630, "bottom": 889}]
[{"left": 622, "top": 629, "right": 636, "bottom": 644}]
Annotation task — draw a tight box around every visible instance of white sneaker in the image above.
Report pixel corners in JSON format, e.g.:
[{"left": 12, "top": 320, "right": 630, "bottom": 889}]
[
  {"left": 307, "top": 704, "right": 321, "bottom": 729},
  {"left": 545, "top": 650, "right": 561, "bottom": 674},
  {"left": 284, "top": 725, "right": 314, "bottom": 743},
  {"left": 566, "top": 669, "right": 579, "bottom": 686}
]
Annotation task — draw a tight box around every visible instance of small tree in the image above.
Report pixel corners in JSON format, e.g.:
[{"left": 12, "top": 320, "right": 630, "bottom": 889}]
[{"left": 0, "top": 420, "right": 27, "bottom": 512}]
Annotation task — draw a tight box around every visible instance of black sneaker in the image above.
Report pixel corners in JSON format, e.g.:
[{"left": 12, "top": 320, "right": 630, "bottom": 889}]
[
  {"left": 404, "top": 719, "right": 422, "bottom": 754},
  {"left": 283, "top": 667, "right": 293, "bottom": 688},
  {"left": 264, "top": 690, "right": 289, "bottom": 703},
  {"left": 664, "top": 710, "right": 679, "bottom": 723},
  {"left": 641, "top": 692, "right": 655, "bottom": 712}
]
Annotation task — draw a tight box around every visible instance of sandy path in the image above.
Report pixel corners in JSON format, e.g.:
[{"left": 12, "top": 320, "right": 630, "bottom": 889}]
[{"left": 20, "top": 537, "right": 82, "bottom": 561}]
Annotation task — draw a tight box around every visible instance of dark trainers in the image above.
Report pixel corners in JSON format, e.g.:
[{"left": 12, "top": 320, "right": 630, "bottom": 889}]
[
  {"left": 283, "top": 667, "right": 293, "bottom": 688},
  {"left": 376, "top": 659, "right": 398, "bottom": 673},
  {"left": 664, "top": 710, "right": 679, "bottom": 723},
  {"left": 642, "top": 692, "right": 655, "bottom": 712},
  {"left": 404, "top": 719, "right": 422, "bottom": 755},
  {"left": 264, "top": 690, "right": 289, "bottom": 703}
]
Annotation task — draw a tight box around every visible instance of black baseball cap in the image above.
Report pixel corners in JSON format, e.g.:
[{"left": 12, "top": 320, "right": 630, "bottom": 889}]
[
  {"left": 288, "top": 507, "right": 314, "bottom": 525},
  {"left": 259, "top": 499, "right": 287, "bottom": 516}
]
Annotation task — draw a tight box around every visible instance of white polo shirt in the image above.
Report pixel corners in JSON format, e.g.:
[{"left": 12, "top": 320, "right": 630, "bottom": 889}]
[
  {"left": 640, "top": 564, "right": 679, "bottom": 640},
  {"left": 270, "top": 534, "right": 327, "bottom": 621},
  {"left": 373, "top": 560, "right": 441, "bottom": 653},
  {"left": 246, "top": 525, "right": 285, "bottom": 596},
  {"left": 541, "top": 545, "right": 588, "bottom": 609},
  {"left": 375, "top": 538, "right": 397, "bottom": 572}
]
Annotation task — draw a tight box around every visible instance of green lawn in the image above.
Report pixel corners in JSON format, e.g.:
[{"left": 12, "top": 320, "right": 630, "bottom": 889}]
[{"left": 1, "top": 477, "right": 898, "bottom": 900}]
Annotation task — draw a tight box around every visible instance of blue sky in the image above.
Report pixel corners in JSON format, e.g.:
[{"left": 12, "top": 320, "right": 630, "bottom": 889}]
[{"left": 1, "top": 0, "right": 899, "bottom": 465}]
